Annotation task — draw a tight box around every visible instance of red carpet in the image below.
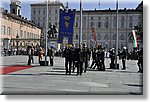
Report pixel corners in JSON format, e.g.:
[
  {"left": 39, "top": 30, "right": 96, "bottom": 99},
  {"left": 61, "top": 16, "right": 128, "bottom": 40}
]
[{"left": 0, "top": 65, "right": 33, "bottom": 74}]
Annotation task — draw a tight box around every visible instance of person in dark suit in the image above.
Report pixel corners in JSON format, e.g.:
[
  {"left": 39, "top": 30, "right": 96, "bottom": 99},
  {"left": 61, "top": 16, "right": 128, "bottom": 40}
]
[
  {"left": 76, "top": 44, "right": 84, "bottom": 76},
  {"left": 31, "top": 47, "right": 34, "bottom": 63},
  {"left": 27, "top": 48, "right": 32, "bottom": 65},
  {"left": 101, "top": 48, "right": 105, "bottom": 71},
  {"left": 96, "top": 45, "right": 103, "bottom": 71},
  {"left": 71, "top": 44, "right": 76, "bottom": 73},
  {"left": 137, "top": 47, "right": 143, "bottom": 73},
  {"left": 121, "top": 47, "right": 127, "bottom": 70},
  {"left": 109, "top": 48, "right": 115, "bottom": 65},
  {"left": 82, "top": 44, "right": 88, "bottom": 73},
  {"left": 64, "top": 45, "right": 73, "bottom": 75}
]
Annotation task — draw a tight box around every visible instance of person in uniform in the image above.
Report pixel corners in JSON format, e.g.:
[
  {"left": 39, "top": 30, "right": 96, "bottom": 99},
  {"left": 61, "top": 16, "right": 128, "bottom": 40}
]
[
  {"left": 101, "top": 48, "right": 105, "bottom": 71},
  {"left": 109, "top": 48, "right": 115, "bottom": 66},
  {"left": 64, "top": 45, "right": 73, "bottom": 75},
  {"left": 121, "top": 47, "right": 127, "bottom": 70},
  {"left": 76, "top": 44, "right": 84, "bottom": 76},
  {"left": 71, "top": 44, "right": 76, "bottom": 73},
  {"left": 137, "top": 47, "right": 143, "bottom": 73},
  {"left": 31, "top": 47, "right": 34, "bottom": 63},
  {"left": 96, "top": 45, "right": 102, "bottom": 70},
  {"left": 27, "top": 48, "right": 32, "bottom": 65},
  {"left": 118, "top": 49, "right": 121, "bottom": 60},
  {"left": 82, "top": 44, "right": 88, "bottom": 73}
]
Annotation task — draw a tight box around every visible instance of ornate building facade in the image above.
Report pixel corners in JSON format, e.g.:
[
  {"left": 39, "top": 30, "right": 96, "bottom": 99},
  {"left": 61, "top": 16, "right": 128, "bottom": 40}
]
[
  {"left": 0, "top": 0, "right": 42, "bottom": 50},
  {"left": 74, "top": 6, "right": 143, "bottom": 50},
  {"left": 30, "top": 1, "right": 64, "bottom": 49},
  {"left": 30, "top": 1, "right": 143, "bottom": 51}
]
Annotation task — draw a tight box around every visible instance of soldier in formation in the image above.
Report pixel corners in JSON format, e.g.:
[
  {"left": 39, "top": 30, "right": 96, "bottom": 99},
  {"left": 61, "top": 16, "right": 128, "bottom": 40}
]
[
  {"left": 63, "top": 45, "right": 73, "bottom": 75},
  {"left": 89, "top": 45, "right": 106, "bottom": 71},
  {"left": 63, "top": 43, "right": 90, "bottom": 76},
  {"left": 121, "top": 47, "right": 127, "bottom": 70},
  {"left": 109, "top": 48, "right": 115, "bottom": 67}
]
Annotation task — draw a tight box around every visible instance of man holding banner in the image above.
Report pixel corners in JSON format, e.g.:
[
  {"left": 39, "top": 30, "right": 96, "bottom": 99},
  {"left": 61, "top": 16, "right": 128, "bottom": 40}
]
[{"left": 58, "top": 9, "right": 76, "bottom": 75}]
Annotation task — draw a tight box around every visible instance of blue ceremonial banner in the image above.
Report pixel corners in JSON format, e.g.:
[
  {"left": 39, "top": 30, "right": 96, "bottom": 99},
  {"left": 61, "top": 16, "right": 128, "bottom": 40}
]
[{"left": 58, "top": 9, "right": 76, "bottom": 44}]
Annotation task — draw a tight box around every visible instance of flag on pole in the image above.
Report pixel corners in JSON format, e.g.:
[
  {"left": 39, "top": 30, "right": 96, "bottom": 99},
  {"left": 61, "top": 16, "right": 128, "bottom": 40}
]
[{"left": 132, "top": 30, "right": 138, "bottom": 47}]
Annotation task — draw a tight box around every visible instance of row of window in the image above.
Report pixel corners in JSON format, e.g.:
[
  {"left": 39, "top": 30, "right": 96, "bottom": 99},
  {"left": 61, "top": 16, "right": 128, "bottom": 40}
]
[
  {"left": 11, "top": 41, "right": 38, "bottom": 47},
  {"left": 33, "top": 9, "right": 58, "bottom": 15},
  {"left": 76, "top": 16, "right": 142, "bottom": 21},
  {"left": 74, "top": 33, "right": 126, "bottom": 40},
  {"left": 75, "top": 21, "right": 138, "bottom": 28},
  {"left": 1, "top": 26, "right": 40, "bottom": 39},
  {"left": 1, "top": 26, "right": 11, "bottom": 35},
  {"left": 36, "top": 21, "right": 58, "bottom": 28},
  {"left": 20, "top": 30, "right": 40, "bottom": 39},
  {"left": 33, "top": 16, "right": 58, "bottom": 21},
  {"left": 73, "top": 42, "right": 126, "bottom": 49}
]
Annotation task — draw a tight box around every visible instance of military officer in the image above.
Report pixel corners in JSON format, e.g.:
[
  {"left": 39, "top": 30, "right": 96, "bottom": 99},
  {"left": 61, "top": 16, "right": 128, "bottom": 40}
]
[{"left": 121, "top": 47, "right": 127, "bottom": 70}]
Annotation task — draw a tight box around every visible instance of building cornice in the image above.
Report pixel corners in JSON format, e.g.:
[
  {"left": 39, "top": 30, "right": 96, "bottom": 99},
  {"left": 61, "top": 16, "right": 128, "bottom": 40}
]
[
  {"left": 1, "top": 8, "right": 42, "bottom": 30},
  {"left": 75, "top": 9, "right": 142, "bottom": 14},
  {"left": 30, "top": 2, "right": 65, "bottom": 9}
]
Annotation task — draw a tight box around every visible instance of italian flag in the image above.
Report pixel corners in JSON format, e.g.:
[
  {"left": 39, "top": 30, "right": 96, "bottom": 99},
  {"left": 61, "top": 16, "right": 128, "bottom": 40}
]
[{"left": 132, "top": 30, "right": 138, "bottom": 47}]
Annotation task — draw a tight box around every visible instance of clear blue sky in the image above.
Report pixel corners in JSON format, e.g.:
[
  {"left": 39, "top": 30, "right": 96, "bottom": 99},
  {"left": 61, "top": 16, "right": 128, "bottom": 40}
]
[{"left": 1, "top": 0, "right": 142, "bottom": 20}]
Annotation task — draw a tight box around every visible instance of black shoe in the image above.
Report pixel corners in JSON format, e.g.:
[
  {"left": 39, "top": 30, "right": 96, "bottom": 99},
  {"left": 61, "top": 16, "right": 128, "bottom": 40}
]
[
  {"left": 101, "top": 69, "right": 105, "bottom": 71},
  {"left": 138, "top": 70, "right": 143, "bottom": 73}
]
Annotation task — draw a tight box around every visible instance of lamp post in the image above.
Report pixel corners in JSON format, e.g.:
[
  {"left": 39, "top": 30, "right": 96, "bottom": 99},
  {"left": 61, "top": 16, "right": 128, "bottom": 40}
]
[
  {"left": 44, "top": 0, "right": 49, "bottom": 66},
  {"left": 16, "top": 34, "right": 19, "bottom": 55}
]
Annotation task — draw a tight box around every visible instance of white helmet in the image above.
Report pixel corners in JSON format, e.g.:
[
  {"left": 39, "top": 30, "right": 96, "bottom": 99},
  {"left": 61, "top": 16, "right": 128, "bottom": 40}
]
[{"left": 123, "top": 47, "right": 126, "bottom": 49}]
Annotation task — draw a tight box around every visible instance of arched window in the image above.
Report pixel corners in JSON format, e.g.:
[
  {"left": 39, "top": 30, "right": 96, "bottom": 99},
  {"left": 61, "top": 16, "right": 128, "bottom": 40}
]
[
  {"left": 2, "top": 26, "right": 6, "bottom": 35},
  {"left": 7, "top": 27, "right": 11, "bottom": 35}
]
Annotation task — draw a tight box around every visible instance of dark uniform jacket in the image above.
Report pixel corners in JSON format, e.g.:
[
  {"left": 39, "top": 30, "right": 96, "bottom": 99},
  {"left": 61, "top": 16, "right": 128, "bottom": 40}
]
[
  {"left": 121, "top": 50, "right": 127, "bottom": 59},
  {"left": 64, "top": 47, "right": 73, "bottom": 61}
]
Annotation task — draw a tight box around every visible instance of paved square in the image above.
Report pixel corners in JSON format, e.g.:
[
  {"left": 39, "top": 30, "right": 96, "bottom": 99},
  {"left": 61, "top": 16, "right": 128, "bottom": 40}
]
[{"left": 0, "top": 56, "right": 143, "bottom": 95}]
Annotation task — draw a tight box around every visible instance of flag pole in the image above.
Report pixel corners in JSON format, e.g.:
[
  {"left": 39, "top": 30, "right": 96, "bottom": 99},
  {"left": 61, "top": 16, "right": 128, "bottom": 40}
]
[
  {"left": 115, "top": 0, "right": 119, "bottom": 68},
  {"left": 45, "top": 0, "right": 48, "bottom": 66},
  {"left": 79, "top": 0, "right": 82, "bottom": 48}
]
